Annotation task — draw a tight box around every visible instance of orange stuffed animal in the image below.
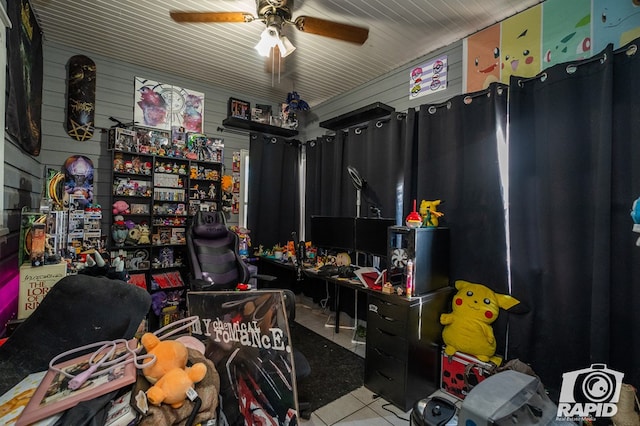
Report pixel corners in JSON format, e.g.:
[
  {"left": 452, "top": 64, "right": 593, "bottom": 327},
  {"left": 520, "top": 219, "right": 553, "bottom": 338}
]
[
  {"left": 146, "top": 364, "right": 207, "bottom": 408},
  {"left": 140, "top": 333, "right": 207, "bottom": 408},
  {"left": 141, "top": 333, "right": 188, "bottom": 384}
]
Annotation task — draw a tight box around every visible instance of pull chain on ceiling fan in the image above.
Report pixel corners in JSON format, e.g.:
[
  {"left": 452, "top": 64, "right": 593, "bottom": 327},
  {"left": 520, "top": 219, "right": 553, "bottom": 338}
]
[{"left": 170, "top": 0, "right": 369, "bottom": 59}]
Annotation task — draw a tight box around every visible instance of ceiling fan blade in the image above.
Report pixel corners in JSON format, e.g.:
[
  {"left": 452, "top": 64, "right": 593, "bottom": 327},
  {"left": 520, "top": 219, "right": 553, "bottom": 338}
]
[
  {"left": 294, "top": 16, "right": 368, "bottom": 45},
  {"left": 170, "top": 11, "right": 254, "bottom": 23}
]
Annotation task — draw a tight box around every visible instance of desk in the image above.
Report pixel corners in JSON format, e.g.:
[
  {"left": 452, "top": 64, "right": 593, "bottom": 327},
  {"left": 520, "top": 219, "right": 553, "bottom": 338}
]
[
  {"left": 256, "top": 256, "right": 327, "bottom": 303},
  {"left": 258, "top": 257, "right": 454, "bottom": 410},
  {"left": 302, "top": 268, "right": 366, "bottom": 335}
]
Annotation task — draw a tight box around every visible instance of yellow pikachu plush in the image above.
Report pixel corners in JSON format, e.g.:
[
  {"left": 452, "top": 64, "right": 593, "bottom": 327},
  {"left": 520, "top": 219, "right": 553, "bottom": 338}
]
[
  {"left": 440, "top": 280, "right": 520, "bottom": 365},
  {"left": 419, "top": 199, "right": 444, "bottom": 227}
]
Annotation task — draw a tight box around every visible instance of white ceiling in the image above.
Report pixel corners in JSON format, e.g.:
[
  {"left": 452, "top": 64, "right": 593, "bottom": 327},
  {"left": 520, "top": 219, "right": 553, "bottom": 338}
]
[{"left": 29, "top": 0, "right": 542, "bottom": 108}]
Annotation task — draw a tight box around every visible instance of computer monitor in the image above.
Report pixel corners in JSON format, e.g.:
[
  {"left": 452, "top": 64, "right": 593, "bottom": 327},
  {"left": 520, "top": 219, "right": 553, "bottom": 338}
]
[
  {"left": 355, "top": 217, "right": 396, "bottom": 257},
  {"left": 309, "top": 216, "right": 355, "bottom": 251}
]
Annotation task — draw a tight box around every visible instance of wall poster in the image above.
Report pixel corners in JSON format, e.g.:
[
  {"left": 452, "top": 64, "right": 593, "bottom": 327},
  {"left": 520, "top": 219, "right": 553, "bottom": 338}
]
[
  {"left": 6, "top": 0, "right": 43, "bottom": 156},
  {"left": 409, "top": 55, "right": 448, "bottom": 99},
  {"left": 134, "top": 77, "right": 204, "bottom": 133},
  {"left": 187, "top": 291, "right": 300, "bottom": 425}
]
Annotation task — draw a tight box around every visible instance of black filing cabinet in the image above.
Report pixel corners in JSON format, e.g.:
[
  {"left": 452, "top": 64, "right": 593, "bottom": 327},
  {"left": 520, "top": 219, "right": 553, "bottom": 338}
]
[
  {"left": 364, "top": 286, "right": 454, "bottom": 411},
  {"left": 387, "top": 226, "right": 449, "bottom": 296}
]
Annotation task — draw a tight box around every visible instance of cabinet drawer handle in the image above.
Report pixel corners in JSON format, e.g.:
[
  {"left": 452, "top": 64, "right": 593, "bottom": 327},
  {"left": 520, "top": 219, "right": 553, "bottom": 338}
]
[
  {"left": 374, "top": 347, "right": 392, "bottom": 358},
  {"left": 377, "top": 313, "right": 396, "bottom": 322},
  {"left": 376, "top": 370, "right": 393, "bottom": 381},
  {"left": 376, "top": 327, "right": 397, "bottom": 338}
]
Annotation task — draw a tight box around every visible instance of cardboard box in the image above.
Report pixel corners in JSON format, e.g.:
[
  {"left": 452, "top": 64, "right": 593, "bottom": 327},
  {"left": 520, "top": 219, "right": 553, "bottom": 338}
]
[
  {"left": 441, "top": 350, "right": 495, "bottom": 400},
  {"left": 18, "top": 262, "right": 67, "bottom": 319}
]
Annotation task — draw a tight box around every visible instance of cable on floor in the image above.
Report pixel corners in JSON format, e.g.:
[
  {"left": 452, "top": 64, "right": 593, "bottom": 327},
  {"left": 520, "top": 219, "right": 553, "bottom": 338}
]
[{"left": 381, "top": 402, "right": 410, "bottom": 422}]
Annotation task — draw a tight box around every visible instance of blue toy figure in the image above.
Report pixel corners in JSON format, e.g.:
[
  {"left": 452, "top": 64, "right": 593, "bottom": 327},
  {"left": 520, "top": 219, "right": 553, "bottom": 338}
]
[{"left": 631, "top": 197, "right": 640, "bottom": 246}]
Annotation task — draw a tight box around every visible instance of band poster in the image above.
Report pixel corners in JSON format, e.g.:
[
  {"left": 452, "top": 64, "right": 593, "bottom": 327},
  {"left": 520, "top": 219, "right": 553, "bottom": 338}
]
[
  {"left": 6, "top": 0, "right": 43, "bottom": 156},
  {"left": 188, "top": 291, "right": 299, "bottom": 426}
]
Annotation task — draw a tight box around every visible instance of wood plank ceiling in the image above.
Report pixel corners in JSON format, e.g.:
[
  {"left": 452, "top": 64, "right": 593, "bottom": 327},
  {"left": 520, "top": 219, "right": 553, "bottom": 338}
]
[{"left": 29, "top": 0, "right": 542, "bottom": 107}]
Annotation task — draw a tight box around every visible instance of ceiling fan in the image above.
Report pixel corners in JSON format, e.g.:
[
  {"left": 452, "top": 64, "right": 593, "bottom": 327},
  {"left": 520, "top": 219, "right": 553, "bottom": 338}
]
[{"left": 170, "top": 0, "right": 369, "bottom": 59}]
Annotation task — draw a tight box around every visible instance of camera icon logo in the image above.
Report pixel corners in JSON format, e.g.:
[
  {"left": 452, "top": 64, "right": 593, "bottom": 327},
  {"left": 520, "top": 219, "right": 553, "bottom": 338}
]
[{"left": 557, "top": 364, "right": 624, "bottom": 420}]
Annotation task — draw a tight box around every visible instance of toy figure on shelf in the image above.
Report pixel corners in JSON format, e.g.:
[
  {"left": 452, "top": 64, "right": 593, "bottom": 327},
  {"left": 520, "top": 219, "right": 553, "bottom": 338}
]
[
  {"left": 631, "top": 196, "right": 640, "bottom": 246},
  {"left": 230, "top": 226, "right": 251, "bottom": 259},
  {"left": 221, "top": 175, "right": 233, "bottom": 214},
  {"left": 282, "top": 92, "right": 310, "bottom": 130},
  {"left": 420, "top": 199, "right": 444, "bottom": 227},
  {"left": 405, "top": 199, "right": 422, "bottom": 228}
]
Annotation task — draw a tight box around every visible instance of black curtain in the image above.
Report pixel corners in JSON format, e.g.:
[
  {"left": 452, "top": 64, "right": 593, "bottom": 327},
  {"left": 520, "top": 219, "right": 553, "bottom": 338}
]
[
  {"left": 414, "top": 83, "right": 509, "bottom": 289},
  {"left": 305, "top": 112, "right": 406, "bottom": 225},
  {"left": 304, "top": 132, "right": 347, "bottom": 221},
  {"left": 507, "top": 42, "right": 640, "bottom": 392},
  {"left": 610, "top": 40, "right": 640, "bottom": 391},
  {"left": 248, "top": 133, "right": 300, "bottom": 249},
  {"left": 411, "top": 83, "right": 510, "bottom": 356}
]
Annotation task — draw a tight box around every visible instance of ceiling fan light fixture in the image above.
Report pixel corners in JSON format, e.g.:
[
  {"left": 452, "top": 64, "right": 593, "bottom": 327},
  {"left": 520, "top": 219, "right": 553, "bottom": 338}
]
[
  {"left": 279, "top": 35, "right": 296, "bottom": 58},
  {"left": 255, "top": 25, "right": 296, "bottom": 58}
]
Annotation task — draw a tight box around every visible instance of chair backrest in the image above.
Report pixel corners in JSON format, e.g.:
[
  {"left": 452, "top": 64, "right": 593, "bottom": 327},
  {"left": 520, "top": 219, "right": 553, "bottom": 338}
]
[{"left": 187, "top": 210, "right": 250, "bottom": 290}]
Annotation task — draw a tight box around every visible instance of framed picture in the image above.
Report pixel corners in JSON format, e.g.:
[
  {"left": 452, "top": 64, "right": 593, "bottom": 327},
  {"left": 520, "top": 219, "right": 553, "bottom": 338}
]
[
  {"left": 251, "top": 104, "right": 272, "bottom": 123},
  {"left": 16, "top": 341, "right": 137, "bottom": 426},
  {"left": 228, "top": 98, "right": 250, "bottom": 120}
]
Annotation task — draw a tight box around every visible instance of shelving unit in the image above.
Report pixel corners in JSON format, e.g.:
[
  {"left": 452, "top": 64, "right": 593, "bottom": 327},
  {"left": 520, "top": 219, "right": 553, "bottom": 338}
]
[
  {"left": 188, "top": 159, "right": 221, "bottom": 215},
  {"left": 109, "top": 128, "right": 223, "bottom": 330},
  {"left": 319, "top": 102, "right": 395, "bottom": 131},
  {"left": 221, "top": 116, "right": 299, "bottom": 138}
]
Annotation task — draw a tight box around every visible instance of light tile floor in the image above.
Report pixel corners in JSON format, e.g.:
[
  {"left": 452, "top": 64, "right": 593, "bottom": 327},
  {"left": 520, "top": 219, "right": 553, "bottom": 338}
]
[{"left": 293, "top": 294, "right": 416, "bottom": 425}]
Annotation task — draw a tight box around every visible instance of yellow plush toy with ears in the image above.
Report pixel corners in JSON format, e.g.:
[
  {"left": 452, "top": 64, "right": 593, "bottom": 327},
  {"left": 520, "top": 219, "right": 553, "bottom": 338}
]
[
  {"left": 440, "top": 280, "right": 521, "bottom": 365},
  {"left": 419, "top": 199, "right": 444, "bottom": 227}
]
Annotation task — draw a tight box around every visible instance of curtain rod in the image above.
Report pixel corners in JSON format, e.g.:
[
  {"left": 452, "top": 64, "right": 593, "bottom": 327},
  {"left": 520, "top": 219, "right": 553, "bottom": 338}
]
[
  {"left": 518, "top": 50, "right": 610, "bottom": 86},
  {"left": 216, "top": 126, "right": 246, "bottom": 136},
  {"left": 614, "top": 43, "right": 637, "bottom": 57}
]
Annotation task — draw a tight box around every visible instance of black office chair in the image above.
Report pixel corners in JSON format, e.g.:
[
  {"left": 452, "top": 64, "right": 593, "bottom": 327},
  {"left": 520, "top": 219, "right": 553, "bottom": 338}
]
[
  {"left": 187, "top": 210, "right": 251, "bottom": 291},
  {"left": 187, "top": 210, "right": 276, "bottom": 291}
]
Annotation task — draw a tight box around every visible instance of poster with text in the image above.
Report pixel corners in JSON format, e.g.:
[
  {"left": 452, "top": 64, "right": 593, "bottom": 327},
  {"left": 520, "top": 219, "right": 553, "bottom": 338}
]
[
  {"left": 188, "top": 291, "right": 299, "bottom": 426},
  {"left": 409, "top": 55, "right": 448, "bottom": 99}
]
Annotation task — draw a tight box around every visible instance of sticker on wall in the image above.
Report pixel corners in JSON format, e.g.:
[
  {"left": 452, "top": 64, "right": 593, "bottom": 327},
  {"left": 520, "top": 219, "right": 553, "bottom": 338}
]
[
  {"left": 409, "top": 55, "right": 448, "bottom": 99},
  {"left": 66, "top": 55, "right": 96, "bottom": 141}
]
